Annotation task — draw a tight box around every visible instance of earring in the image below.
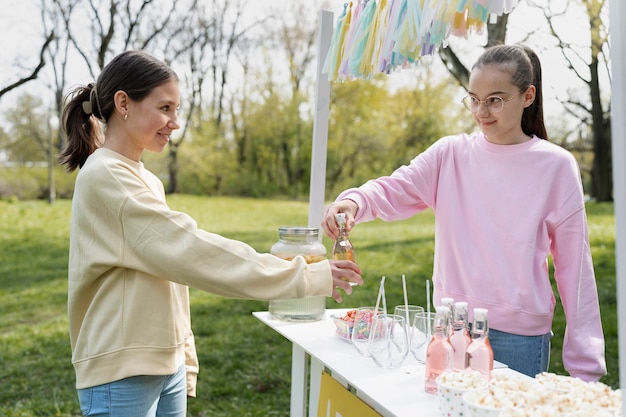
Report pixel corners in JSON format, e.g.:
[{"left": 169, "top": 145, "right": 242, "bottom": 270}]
[{"left": 124, "top": 114, "right": 128, "bottom": 121}]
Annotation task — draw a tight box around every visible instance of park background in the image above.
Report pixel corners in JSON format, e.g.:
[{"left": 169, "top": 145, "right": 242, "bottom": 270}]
[{"left": 0, "top": 0, "right": 616, "bottom": 416}]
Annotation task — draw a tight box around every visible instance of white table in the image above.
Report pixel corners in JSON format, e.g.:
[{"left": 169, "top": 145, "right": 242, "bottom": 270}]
[{"left": 253, "top": 308, "right": 520, "bottom": 417}]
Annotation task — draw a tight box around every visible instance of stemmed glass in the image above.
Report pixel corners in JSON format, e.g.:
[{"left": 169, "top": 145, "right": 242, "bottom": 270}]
[
  {"left": 368, "top": 314, "right": 409, "bottom": 368},
  {"left": 410, "top": 311, "right": 436, "bottom": 364}
]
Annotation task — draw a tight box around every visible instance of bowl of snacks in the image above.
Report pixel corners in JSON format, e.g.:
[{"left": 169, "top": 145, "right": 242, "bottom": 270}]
[
  {"left": 331, "top": 309, "right": 356, "bottom": 341},
  {"left": 437, "top": 370, "right": 488, "bottom": 417}
]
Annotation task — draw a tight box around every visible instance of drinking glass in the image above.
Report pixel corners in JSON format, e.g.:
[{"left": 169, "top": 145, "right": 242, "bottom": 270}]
[
  {"left": 411, "top": 311, "right": 436, "bottom": 364},
  {"left": 394, "top": 305, "right": 424, "bottom": 341},
  {"left": 368, "top": 314, "right": 409, "bottom": 368},
  {"left": 351, "top": 306, "right": 384, "bottom": 356}
]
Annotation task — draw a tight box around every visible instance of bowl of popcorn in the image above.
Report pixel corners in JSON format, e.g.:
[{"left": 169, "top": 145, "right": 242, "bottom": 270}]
[
  {"left": 436, "top": 370, "right": 488, "bottom": 417},
  {"left": 331, "top": 309, "right": 356, "bottom": 341},
  {"left": 521, "top": 373, "right": 621, "bottom": 416},
  {"left": 471, "top": 372, "right": 622, "bottom": 417}
]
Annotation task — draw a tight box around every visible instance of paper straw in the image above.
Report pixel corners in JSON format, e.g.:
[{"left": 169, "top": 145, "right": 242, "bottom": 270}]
[
  {"left": 426, "top": 279, "right": 431, "bottom": 317},
  {"left": 381, "top": 276, "right": 387, "bottom": 315},
  {"left": 374, "top": 275, "right": 385, "bottom": 316},
  {"left": 402, "top": 274, "right": 410, "bottom": 325},
  {"left": 426, "top": 279, "right": 431, "bottom": 335}
]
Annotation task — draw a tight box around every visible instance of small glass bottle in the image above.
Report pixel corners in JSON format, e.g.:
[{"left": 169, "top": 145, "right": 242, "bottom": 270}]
[
  {"left": 466, "top": 307, "right": 494, "bottom": 380},
  {"left": 424, "top": 306, "right": 454, "bottom": 394},
  {"left": 449, "top": 301, "right": 471, "bottom": 371},
  {"left": 331, "top": 213, "right": 355, "bottom": 262},
  {"left": 269, "top": 227, "right": 327, "bottom": 321}
]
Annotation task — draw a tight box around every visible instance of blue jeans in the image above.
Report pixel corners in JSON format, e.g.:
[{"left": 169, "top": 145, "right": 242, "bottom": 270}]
[
  {"left": 77, "top": 365, "right": 187, "bottom": 417},
  {"left": 489, "top": 328, "right": 551, "bottom": 378}
]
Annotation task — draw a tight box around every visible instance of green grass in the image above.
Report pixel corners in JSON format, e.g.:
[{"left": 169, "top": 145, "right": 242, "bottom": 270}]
[{"left": 0, "top": 196, "right": 618, "bottom": 416}]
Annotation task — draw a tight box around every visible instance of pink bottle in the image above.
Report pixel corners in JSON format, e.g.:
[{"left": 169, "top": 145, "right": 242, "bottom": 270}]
[
  {"left": 424, "top": 306, "right": 454, "bottom": 394},
  {"left": 449, "top": 301, "right": 471, "bottom": 371},
  {"left": 466, "top": 307, "right": 494, "bottom": 380}
]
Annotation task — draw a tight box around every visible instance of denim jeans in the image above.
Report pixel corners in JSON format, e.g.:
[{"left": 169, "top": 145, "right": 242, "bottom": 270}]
[
  {"left": 77, "top": 365, "right": 187, "bottom": 417},
  {"left": 489, "top": 328, "right": 552, "bottom": 378}
]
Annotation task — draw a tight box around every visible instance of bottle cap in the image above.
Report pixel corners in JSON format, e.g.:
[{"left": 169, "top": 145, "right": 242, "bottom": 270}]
[
  {"left": 454, "top": 301, "right": 468, "bottom": 313},
  {"left": 435, "top": 305, "right": 450, "bottom": 315},
  {"left": 441, "top": 297, "right": 454, "bottom": 307},
  {"left": 335, "top": 213, "right": 346, "bottom": 226},
  {"left": 474, "top": 308, "right": 488, "bottom": 321}
]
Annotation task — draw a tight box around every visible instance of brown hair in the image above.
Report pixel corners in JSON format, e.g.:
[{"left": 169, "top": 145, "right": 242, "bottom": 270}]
[
  {"left": 473, "top": 44, "right": 548, "bottom": 140},
  {"left": 59, "top": 50, "right": 179, "bottom": 171}
]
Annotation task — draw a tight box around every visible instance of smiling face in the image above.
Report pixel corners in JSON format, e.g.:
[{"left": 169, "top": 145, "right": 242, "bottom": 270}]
[
  {"left": 468, "top": 64, "right": 535, "bottom": 145},
  {"left": 104, "top": 79, "right": 181, "bottom": 161},
  {"left": 125, "top": 80, "right": 181, "bottom": 156}
]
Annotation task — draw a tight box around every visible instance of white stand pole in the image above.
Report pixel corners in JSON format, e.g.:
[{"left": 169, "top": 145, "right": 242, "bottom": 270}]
[
  {"left": 290, "top": 345, "right": 309, "bottom": 417},
  {"left": 308, "top": 10, "right": 333, "bottom": 233},
  {"left": 290, "top": 9, "right": 333, "bottom": 417},
  {"left": 609, "top": 0, "right": 626, "bottom": 413}
]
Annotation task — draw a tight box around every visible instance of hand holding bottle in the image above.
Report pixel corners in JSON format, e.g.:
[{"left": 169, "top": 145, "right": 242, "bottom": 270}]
[
  {"left": 329, "top": 260, "right": 362, "bottom": 302},
  {"left": 322, "top": 199, "right": 358, "bottom": 239},
  {"left": 332, "top": 213, "right": 355, "bottom": 261}
]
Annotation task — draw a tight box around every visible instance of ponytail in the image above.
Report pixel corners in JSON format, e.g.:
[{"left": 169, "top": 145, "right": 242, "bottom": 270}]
[
  {"left": 58, "top": 83, "right": 104, "bottom": 172},
  {"left": 520, "top": 46, "right": 548, "bottom": 140}
]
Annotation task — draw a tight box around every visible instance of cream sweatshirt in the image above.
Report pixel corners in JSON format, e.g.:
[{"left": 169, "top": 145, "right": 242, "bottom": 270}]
[
  {"left": 68, "top": 148, "right": 333, "bottom": 395},
  {"left": 337, "top": 132, "right": 606, "bottom": 381}
]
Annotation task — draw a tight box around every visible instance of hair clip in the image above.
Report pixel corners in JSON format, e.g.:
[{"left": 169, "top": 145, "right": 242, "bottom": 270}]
[{"left": 82, "top": 101, "right": 93, "bottom": 115}]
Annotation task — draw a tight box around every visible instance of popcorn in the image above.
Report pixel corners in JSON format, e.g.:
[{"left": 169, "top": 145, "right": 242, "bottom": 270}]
[
  {"left": 488, "top": 372, "right": 534, "bottom": 393},
  {"left": 500, "top": 405, "right": 571, "bottom": 417},
  {"left": 437, "top": 369, "right": 488, "bottom": 390},
  {"left": 471, "top": 372, "right": 622, "bottom": 416},
  {"left": 463, "top": 388, "right": 526, "bottom": 410},
  {"left": 534, "top": 371, "right": 587, "bottom": 392}
]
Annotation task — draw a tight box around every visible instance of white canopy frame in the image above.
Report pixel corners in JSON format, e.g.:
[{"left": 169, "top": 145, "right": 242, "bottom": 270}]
[{"left": 609, "top": 1, "right": 626, "bottom": 414}]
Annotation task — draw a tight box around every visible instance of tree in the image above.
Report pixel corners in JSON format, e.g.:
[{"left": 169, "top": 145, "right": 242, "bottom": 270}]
[
  {"left": 269, "top": 1, "right": 319, "bottom": 198},
  {"left": 3, "top": 94, "right": 48, "bottom": 164},
  {"left": 532, "top": 0, "right": 611, "bottom": 201},
  {"left": 324, "top": 72, "right": 464, "bottom": 198},
  {"left": 0, "top": 31, "right": 55, "bottom": 100},
  {"left": 58, "top": 0, "right": 182, "bottom": 75},
  {"left": 163, "top": 0, "right": 267, "bottom": 194}
]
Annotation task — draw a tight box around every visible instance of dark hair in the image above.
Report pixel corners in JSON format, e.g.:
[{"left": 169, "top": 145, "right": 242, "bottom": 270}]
[
  {"left": 59, "top": 50, "right": 179, "bottom": 171},
  {"left": 473, "top": 44, "right": 548, "bottom": 140}
]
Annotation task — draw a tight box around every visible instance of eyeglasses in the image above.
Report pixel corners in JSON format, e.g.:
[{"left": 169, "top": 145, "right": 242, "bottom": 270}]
[{"left": 461, "top": 92, "right": 523, "bottom": 113}]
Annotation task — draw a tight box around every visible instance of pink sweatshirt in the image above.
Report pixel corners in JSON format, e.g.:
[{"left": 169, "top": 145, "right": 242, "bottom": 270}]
[{"left": 337, "top": 132, "right": 606, "bottom": 381}]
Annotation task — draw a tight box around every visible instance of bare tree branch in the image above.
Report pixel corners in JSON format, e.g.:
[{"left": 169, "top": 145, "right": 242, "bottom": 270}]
[
  {"left": 437, "top": 14, "right": 509, "bottom": 91},
  {"left": 0, "top": 31, "right": 55, "bottom": 99}
]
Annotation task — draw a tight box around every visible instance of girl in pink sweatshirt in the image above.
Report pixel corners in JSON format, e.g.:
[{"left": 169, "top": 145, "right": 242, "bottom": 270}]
[{"left": 322, "top": 44, "right": 606, "bottom": 381}]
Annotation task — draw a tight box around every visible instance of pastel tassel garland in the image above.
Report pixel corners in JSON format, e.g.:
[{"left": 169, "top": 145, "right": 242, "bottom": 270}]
[
  {"left": 323, "top": 3, "right": 353, "bottom": 81},
  {"left": 322, "top": 0, "right": 518, "bottom": 82}
]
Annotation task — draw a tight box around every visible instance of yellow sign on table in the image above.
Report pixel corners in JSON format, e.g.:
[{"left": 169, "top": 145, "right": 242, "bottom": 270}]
[{"left": 317, "top": 371, "right": 382, "bottom": 417}]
